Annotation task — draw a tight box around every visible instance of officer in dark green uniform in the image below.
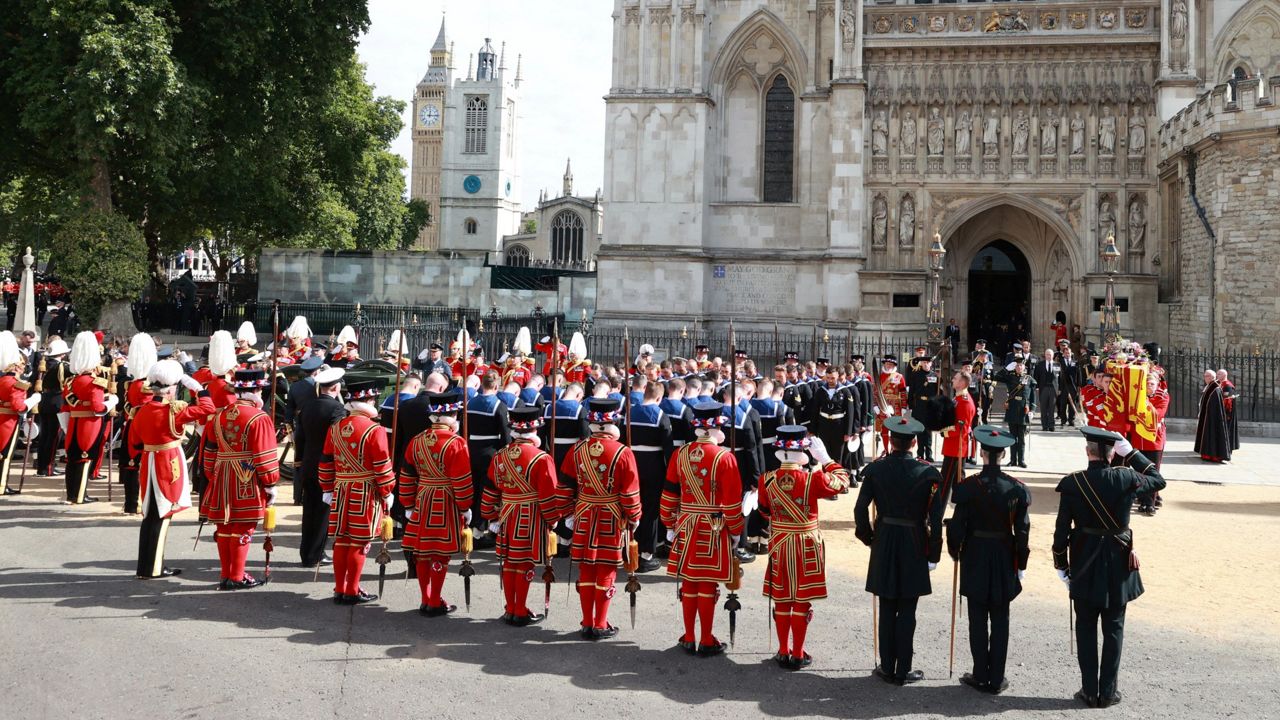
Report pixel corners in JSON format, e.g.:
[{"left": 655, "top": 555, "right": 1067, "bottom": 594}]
[
  {"left": 854, "top": 416, "right": 945, "bottom": 686},
  {"left": 1053, "top": 426, "right": 1165, "bottom": 709},
  {"left": 996, "top": 360, "right": 1036, "bottom": 467},
  {"left": 947, "top": 425, "right": 1030, "bottom": 695}
]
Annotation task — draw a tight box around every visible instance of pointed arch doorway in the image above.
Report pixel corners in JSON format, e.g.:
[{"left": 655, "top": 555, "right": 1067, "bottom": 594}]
[{"left": 967, "top": 240, "right": 1031, "bottom": 353}]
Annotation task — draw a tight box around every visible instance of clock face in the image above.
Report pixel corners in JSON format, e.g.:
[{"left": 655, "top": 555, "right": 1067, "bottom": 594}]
[
  {"left": 463, "top": 175, "right": 482, "bottom": 194},
  {"left": 418, "top": 104, "right": 440, "bottom": 127},
  {"left": 504, "top": 181, "right": 512, "bottom": 197}
]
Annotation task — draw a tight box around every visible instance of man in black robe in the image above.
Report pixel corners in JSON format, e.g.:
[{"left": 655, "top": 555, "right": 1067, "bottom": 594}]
[{"left": 1193, "top": 370, "right": 1231, "bottom": 462}]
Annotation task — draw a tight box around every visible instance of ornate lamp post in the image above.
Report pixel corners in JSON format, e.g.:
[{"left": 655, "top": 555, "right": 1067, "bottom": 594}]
[
  {"left": 1100, "top": 232, "right": 1121, "bottom": 346},
  {"left": 927, "top": 231, "right": 948, "bottom": 358}
]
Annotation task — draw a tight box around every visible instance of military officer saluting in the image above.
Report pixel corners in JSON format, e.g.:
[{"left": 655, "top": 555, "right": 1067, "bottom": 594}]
[
  {"left": 1054, "top": 427, "right": 1165, "bottom": 708},
  {"left": 947, "top": 425, "right": 1030, "bottom": 695},
  {"left": 855, "top": 416, "right": 945, "bottom": 686}
]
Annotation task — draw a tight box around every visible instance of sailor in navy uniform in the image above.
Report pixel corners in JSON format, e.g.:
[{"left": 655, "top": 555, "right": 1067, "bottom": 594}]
[
  {"left": 627, "top": 379, "right": 673, "bottom": 572},
  {"left": 808, "top": 366, "right": 858, "bottom": 476},
  {"left": 541, "top": 380, "right": 589, "bottom": 553},
  {"left": 466, "top": 372, "right": 510, "bottom": 545},
  {"left": 722, "top": 383, "right": 764, "bottom": 563},
  {"left": 659, "top": 377, "right": 694, "bottom": 448}
]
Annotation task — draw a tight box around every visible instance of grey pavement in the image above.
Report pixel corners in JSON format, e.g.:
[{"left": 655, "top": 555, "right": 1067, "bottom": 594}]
[{"left": 1, "top": 427, "right": 1277, "bottom": 719}]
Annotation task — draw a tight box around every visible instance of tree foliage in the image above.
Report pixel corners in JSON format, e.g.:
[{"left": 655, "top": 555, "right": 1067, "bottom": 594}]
[{"left": 50, "top": 209, "right": 148, "bottom": 322}]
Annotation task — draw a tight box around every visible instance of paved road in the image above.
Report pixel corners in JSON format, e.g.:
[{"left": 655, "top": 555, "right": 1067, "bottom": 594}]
[{"left": 1, "top": 428, "right": 1277, "bottom": 719}]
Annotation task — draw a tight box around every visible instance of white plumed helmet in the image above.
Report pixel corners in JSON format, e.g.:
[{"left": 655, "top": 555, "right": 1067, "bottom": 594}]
[
  {"left": 208, "top": 330, "right": 237, "bottom": 376},
  {"left": 126, "top": 333, "right": 158, "bottom": 381}
]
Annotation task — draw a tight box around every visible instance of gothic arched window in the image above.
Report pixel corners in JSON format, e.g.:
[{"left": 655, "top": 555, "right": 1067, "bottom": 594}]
[
  {"left": 465, "top": 95, "right": 488, "bottom": 154},
  {"left": 464, "top": 218, "right": 478, "bottom": 235},
  {"left": 505, "top": 244, "right": 530, "bottom": 267},
  {"left": 551, "top": 211, "right": 584, "bottom": 265},
  {"left": 762, "top": 75, "right": 795, "bottom": 203}
]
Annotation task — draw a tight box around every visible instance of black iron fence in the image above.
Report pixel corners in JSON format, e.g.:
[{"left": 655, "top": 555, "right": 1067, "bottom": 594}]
[
  {"left": 1161, "top": 348, "right": 1280, "bottom": 423},
  {"left": 134, "top": 300, "right": 476, "bottom": 340}
]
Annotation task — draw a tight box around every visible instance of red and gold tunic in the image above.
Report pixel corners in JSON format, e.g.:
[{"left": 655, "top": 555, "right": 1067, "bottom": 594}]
[
  {"left": 941, "top": 390, "right": 976, "bottom": 458},
  {"left": 560, "top": 433, "right": 641, "bottom": 564},
  {"left": 500, "top": 361, "right": 534, "bottom": 389},
  {"left": 0, "top": 373, "right": 33, "bottom": 452},
  {"left": 199, "top": 400, "right": 279, "bottom": 524},
  {"left": 288, "top": 339, "right": 311, "bottom": 364},
  {"left": 121, "top": 379, "right": 149, "bottom": 470},
  {"left": 189, "top": 369, "right": 237, "bottom": 409},
  {"left": 1132, "top": 388, "right": 1170, "bottom": 453},
  {"left": 320, "top": 412, "right": 395, "bottom": 543},
  {"left": 63, "top": 372, "right": 108, "bottom": 451},
  {"left": 562, "top": 359, "right": 592, "bottom": 386},
  {"left": 760, "top": 461, "right": 849, "bottom": 602},
  {"left": 874, "top": 371, "right": 908, "bottom": 431},
  {"left": 399, "top": 425, "right": 473, "bottom": 555},
  {"left": 660, "top": 439, "right": 745, "bottom": 584},
  {"left": 129, "top": 394, "right": 216, "bottom": 518},
  {"left": 533, "top": 338, "right": 567, "bottom": 377},
  {"left": 483, "top": 440, "right": 566, "bottom": 563}
]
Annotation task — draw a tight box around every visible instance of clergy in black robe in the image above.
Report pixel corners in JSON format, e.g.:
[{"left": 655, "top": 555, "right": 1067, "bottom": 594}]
[{"left": 1193, "top": 371, "right": 1231, "bottom": 462}]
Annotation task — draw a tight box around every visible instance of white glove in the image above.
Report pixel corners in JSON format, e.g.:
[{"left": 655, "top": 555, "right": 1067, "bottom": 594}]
[
  {"left": 26, "top": 392, "right": 41, "bottom": 407},
  {"left": 1056, "top": 568, "right": 1071, "bottom": 587},
  {"left": 382, "top": 495, "right": 392, "bottom": 512},
  {"left": 179, "top": 375, "right": 203, "bottom": 392},
  {"left": 741, "top": 489, "right": 759, "bottom": 516},
  {"left": 406, "top": 510, "right": 416, "bottom": 523},
  {"left": 177, "top": 351, "right": 193, "bottom": 365},
  {"left": 564, "top": 516, "right": 576, "bottom": 531},
  {"left": 488, "top": 521, "right": 502, "bottom": 535},
  {"left": 321, "top": 492, "right": 333, "bottom": 506},
  {"left": 1113, "top": 437, "right": 1134, "bottom": 457},
  {"left": 808, "top": 436, "right": 832, "bottom": 465},
  {"left": 103, "top": 395, "right": 119, "bottom": 413},
  {"left": 462, "top": 509, "right": 473, "bottom": 525},
  {"left": 730, "top": 534, "right": 741, "bottom": 547},
  {"left": 1017, "top": 570, "right": 1025, "bottom": 581},
  {"left": 928, "top": 562, "right": 938, "bottom": 572},
  {"left": 264, "top": 486, "right": 277, "bottom": 503},
  {"left": 1005, "top": 361, "right": 1017, "bottom": 372},
  {"left": 665, "top": 529, "right": 676, "bottom": 543}
]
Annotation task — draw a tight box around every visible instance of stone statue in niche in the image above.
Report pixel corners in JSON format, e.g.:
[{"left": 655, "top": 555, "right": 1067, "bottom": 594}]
[
  {"left": 1128, "top": 197, "right": 1146, "bottom": 252},
  {"left": 983, "top": 108, "right": 1000, "bottom": 156},
  {"left": 872, "top": 194, "right": 888, "bottom": 248},
  {"left": 1012, "top": 109, "right": 1030, "bottom": 155},
  {"left": 842, "top": 6, "right": 858, "bottom": 47},
  {"left": 899, "top": 194, "right": 916, "bottom": 248},
  {"left": 956, "top": 109, "right": 972, "bottom": 155},
  {"left": 901, "top": 110, "right": 917, "bottom": 154},
  {"left": 1070, "top": 111, "right": 1086, "bottom": 155},
  {"left": 927, "top": 107, "right": 944, "bottom": 156},
  {"left": 1099, "top": 196, "right": 1117, "bottom": 243},
  {"left": 872, "top": 110, "right": 888, "bottom": 156},
  {"left": 1128, "top": 106, "right": 1146, "bottom": 154},
  {"left": 1098, "top": 106, "right": 1117, "bottom": 156},
  {"left": 1041, "top": 108, "right": 1059, "bottom": 155}
]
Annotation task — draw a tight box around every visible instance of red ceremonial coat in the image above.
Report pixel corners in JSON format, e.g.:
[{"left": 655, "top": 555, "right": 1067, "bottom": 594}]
[
  {"left": 660, "top": 439, "right": 745, "bottom": 583},
  {"left": 320, "top": 412, "right": 395, "bottom": 543},
  {"left": 122, "top": 379, "right": 149, "bottom": 467},
  {"left": 562, "top": 359, "right": 591, "bottom": 386},
  {"left": 129, "top": 394, "right": 216, "bottom": 518},
  {"left": 500, "top": 362, "right": 533, "bottom": 389},
  {"left": 533, "top": 338, "right": 567, "bottom": 377},
  {"left": 64, "top": 372, "right": 108, "bottom": 451},
  {"left": 874, "top": 371, "right": 908, "bottom": 429},
  {"left": 760, "top": 461, "right": 849, "bottom": 601},
  {"left": 288, "top": 339, "right": 311, "bottom": 364},
  {"left": 942, "top": 390, "right": 976, "bottom": 458},
  {"left": 560, "top": 433, "right": 641, "bottom": 564},
  {"left": 399, "top": 425, "right": 473, "bottom": 555},
  {"left": 191, "top": 370, "right": 237, "bottom": 409},
  {"left": 199, "top": 400, "right": 279, "bottom": 524},
  {"left": 483, "top": 440, "right": 566, "bottom": 563},
  {"left": 0, "top": 373, "right": 32, "bottom": 453},
  {"left": 1132, "top": 388, "right": 1169, "bottom": 452}
]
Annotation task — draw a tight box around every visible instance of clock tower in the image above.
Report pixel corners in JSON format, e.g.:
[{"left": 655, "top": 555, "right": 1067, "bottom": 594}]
[{"left": 410, "top": 17, "right": 450, "bottom": 250}]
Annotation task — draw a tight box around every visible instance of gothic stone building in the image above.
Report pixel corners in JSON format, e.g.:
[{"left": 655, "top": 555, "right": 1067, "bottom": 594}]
[{"left": 596, "top": 0, "right": 1279, "bottom": 352}]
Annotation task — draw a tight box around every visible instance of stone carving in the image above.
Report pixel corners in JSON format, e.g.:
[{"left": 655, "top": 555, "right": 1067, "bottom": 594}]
[
  {"left": 1068, "top": 64, "right": 1089, "bottom": 103},
  {"left": 981, "top": 66, "right": 1003, "bottom": 104},
  {"left": 1098, "top": 106, "right": 1117, "bottom": 156},
  {"left": 872, "top": 110, "right": 889, "bottom": 156},
  {"left": 742, "top": 33, "right": 785, "bottom": 76},
  {"left": 1099, "top": 65, "right": 1122, "bottom": 104},
  {"left": 902, "top": 15, "right": 919, "bottom": 34},
  {"left": 1128, "top": 196, "right": 1146, "bottom": 252},
  {"left": 900, "top": 67, "right": 920, "bottom": 104},
  {"left": 1170, "top": 0, "right": 1187, "bottom": 40},
  {"left": 1070, "top": 111, "right": 1086, "bottom": 155},
  {"left": 899, "top": 194, "right": 916, "bottom": 248},
  {"left": 874, "top": 16, "right": 892, "bottom": 34},
  {"left": 983, "top": 10, "right": 1029, "bottom": 33},
  {"left": 1041, "top": 109, "right": 1059, "bottom": 155},
  {"left": 681, "top": 7, "right": 696, "bottom": 24},
  {"left": 625, "top": 7, "right": 641, "bottom": 24},
  {"left": 957, "top": 15, "right": 975, "bottom": 32},
  {"left": 1128, "top": 64, "right": 1151, "bottom": 104},
  {"left": 1098, "top": 10, "right": 1117, "bottom": 29},
  {"left": 842, "top": 6, "right": 858, "bottom": 46},
  {"left": 955, "top": 66, "right": 975, "bottom": 104},
  {"left": 927, "top": 107, "right": 944, "bottom": 156},
  {"left": 871, "top": 69, "right": 890, "bottom": 105},
  {"left": 928, "top": 15, "right": 945, "bottom": 33},
  {"left": 982, "top": 108, "right": 1000, "bottom": 157},
  {"left": 1041, "top": 12, "right": 1058, "bottom": 30},
  {"left": 872, "top": 194, "right": 888, "bottom": 248},
  {"left": 1128, "top": 107, "right": 1146, "bottom": 155},
  {"left": 956, "top": 109, "right": 972, "bottom": 155},
  {"left": 1069, "top": 12, "right": 1088, "bottom": 30},
  {"left": 901, "top": 110, "right": 917, "bottom": 154},
  {"left": 649, "top": 7, "right": 672, "bottom": 24},
  {"left": 1010, "top": 66, "right": 1032, "bottom": 105},
  {"left": 1126, "top": 9, "right": 1147, "bottom": 29},
  {"left": 1041, "top": 64, "right": 1061, "bottom": 105},
  {"left": 1048, "top": 241, "right": 1072, "bottom": 307},
  {"left": 1013, "top": 110, "right": 1030, "bottom": 155},
  {"left": 1099, "top": 195, "right": 1117, "bottom": 242},
  {"left": 926, "top": 67, "right": 946, "bottom": 105}
]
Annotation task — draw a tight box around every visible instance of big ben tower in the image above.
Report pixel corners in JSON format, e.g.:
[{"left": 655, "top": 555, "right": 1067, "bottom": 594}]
[{"left": 410, "top": 16, "right": 450, "bottom": 250}]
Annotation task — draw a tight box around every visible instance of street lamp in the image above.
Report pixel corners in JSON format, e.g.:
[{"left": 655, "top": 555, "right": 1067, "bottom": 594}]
[
  {"left": 1100, "top": 232, "right": 1121, "bottom": 346},
  {"left": 927, "top": 231, "right": 947, "bottom": 357}
]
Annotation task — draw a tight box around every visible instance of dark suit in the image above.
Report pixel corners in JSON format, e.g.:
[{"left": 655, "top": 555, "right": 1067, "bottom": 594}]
[
  {"left": 285, "top": 376, "right": 316, "bottom": 501},
  {"left": 1053, "top": 452, "right": 1165, "bottom": 703},
  {"left": 626, "top": 402, "right": 673, "bottom": 556},
  {"left": 855, "top": 450, "right": 945, "bottom": 682},
  {"left": 296, "top": 394, "right": 345, "bottom": 565},
  {"left": 906, "top": 361, "right": 939, "bottom": 460},
  {"left": 1032, "top": 360, "right": 1061, "bottom": 431},
  {"left": 807, "top": 384, "right": 856, "bottom": 469},
  {"left": 1057, "top": 357, "right": 1081, "bottom": 425},
  {"left": 465, "top": 393, "right": 509, "bottom": 531},
  {"left": 997, "top": 369, "right": 1036, "bottom": 465},
  {"left": 35, "top": 359, "right": 66, "bottom": 476},
  {"left": 947, "top": 466, "right": 1031, "bottom": 690}
]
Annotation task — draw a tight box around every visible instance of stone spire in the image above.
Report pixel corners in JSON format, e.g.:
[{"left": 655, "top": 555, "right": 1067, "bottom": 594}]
[
  {"left": 431, "top": 14, "right": 447, "bottom": 53},
  {"left": 563, "top": 158, "right": 573, "bottom": 197}
]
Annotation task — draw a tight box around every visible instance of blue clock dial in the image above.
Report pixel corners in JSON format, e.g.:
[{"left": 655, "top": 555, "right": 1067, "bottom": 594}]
[
  {"left": 505, "top": 181, "right": 512, "bottom": 197},
  {"left": 463, "top": 175, "right": 482, "bottom": 194}
]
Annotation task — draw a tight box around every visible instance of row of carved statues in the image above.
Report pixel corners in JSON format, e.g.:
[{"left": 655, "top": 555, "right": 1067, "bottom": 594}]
[{"left": 871, "top": 105, "right": 1147, "bottom": 158}]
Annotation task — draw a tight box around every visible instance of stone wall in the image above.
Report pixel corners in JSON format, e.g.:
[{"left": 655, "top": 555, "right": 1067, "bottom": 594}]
[{"left": 1158, "top": 76, "right": 1280, "bottom": 350}]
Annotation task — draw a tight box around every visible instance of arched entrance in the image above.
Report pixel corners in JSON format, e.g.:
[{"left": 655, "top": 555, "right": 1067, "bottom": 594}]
[{"left": 967, "top": 240, "right": 1031, "bottom": 353}]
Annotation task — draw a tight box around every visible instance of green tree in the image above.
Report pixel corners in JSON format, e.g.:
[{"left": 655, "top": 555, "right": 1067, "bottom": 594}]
[
  {"left": 400, "top": 199, "right": 432, "bottom": 250},
  {"left": 50, "top": 209, "right": 148, "bottom": 329}
]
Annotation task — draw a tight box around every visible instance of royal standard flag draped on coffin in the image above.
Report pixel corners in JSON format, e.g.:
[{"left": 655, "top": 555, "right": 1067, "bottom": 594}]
[{"left": 1104, "top": 358, "right": 1158, "bottom": 443}]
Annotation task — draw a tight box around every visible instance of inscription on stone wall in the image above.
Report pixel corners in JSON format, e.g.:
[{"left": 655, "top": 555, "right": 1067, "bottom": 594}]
[{"left": 708, "top": 263, "right": 796, "bottom": 312}]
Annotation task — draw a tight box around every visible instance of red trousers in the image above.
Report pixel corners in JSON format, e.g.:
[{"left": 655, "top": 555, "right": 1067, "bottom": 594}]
[
  {"left": 679, "top": 580, "right": 721, "bottom": 646},
  {"left": 575, "top": 563, "right": 617, "bottom": 630},
  {"left": 214, "top": 522, "right": 256, "bottom": 581},
  {"left": 332, "top": 540, "right": 370, "bottom": 596},
  {"left": 415, "top": 554, "right": 451, "bottom": 608},
  {"left": 772, "top": 601, "right": 813, "bottom": 659},
  {"left": 502, "top": 561, "right": 537, "bottom": 619}
]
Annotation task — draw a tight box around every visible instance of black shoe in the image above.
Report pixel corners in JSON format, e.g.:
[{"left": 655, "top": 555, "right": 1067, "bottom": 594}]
[
  {"left": 511, "top": 612, "right": 545, "bottom": 626},
  {"left": 898, "top": 669, "right": 924, "bottom": 685},
  {"left": 350, "top": 589, "right": 378, "bottom": 604},
  {"left": 637, "top": 556, "right": 662, "bottom": 573},
  {"left": 420, "top": 603, "right": 457, "bottom": 617},
  {"left": 785, "top": 652, "right": 812, "bottom": 670},
  {"left": 225, "top": 575, "right": 264, "bottom": 590},
  {"left": 960, "top": 673, "right": 986, "bottom": 691},
  {"left": 771, "top": 652, "right": 789, "bottom": 668},
  {"left": 733, "top": 547, "right": 755, "bottom": 564},
  {"left": 1017, "top": 462, "right": 1028, "bottom": 468},
  {"left": 963, "top": 459, "right": 976, "bottom": 467},
  {"left": 696, "top": 640, "right": 728, "bottom": 657},
  {"left": 873, "top": 666, "right": 897, "bottom": 685},
  {"left": 578, "top": 625, "right": 593, "bottom": 639},
  {"left": 472, "top": 533, "right": 496, "bottom": 550},
  {"left": 589, "top": 624, "right": 619, "bottom": 640},
  {"left": 319, "top": 555, "right": 333, "bottom": 566},
  {"left": 217, "top": 579, "right": 231, "bottom": 591},
  {"left": 555, "top": 544, "right": 571, "bottom": 559},
  {"left": 333, "top": 592, "right": 348, "bottom": 605},
  {"left": 3, "top": 487, "right": 18, "bottom": 495},
  {"left": 80, "top": 495, "right": 99, "bottom": 503},
  {"left": 986, "top": 678, "right": 1010, "bottom": 695},
  {"left": 678, "top": 638, "right": 697, "bottom": 655},
  {"left": 1074, "top": 689, "right": 1098, "bottom": 708},
  {"left": 1099, "top": 691, "right": 1122, "bottom": 708},
  {"left": 156, "top": 567, "right": 181, "bottom": 578}
]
